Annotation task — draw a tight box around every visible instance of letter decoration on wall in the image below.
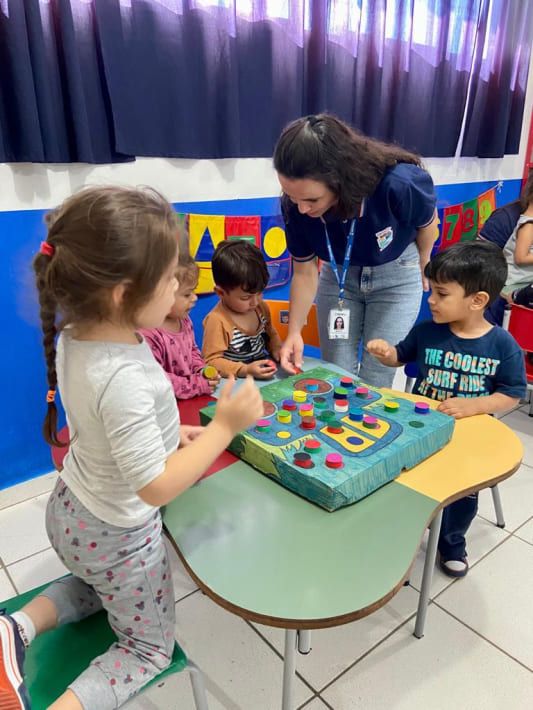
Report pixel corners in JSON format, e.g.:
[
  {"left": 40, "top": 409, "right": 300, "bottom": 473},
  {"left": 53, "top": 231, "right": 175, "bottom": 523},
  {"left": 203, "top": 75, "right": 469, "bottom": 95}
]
[
  {"left": 437, "top": 185, "right": 497, "bottom": 252},
  {"left": 187, "top": 212, "right": 291, "bottom": 294}
]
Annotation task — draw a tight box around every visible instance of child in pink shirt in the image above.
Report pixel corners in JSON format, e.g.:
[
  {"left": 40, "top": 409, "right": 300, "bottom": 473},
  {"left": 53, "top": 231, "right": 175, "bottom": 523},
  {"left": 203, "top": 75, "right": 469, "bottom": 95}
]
[{"left": 140, "top": 257, "right": 220, "bottom": 399}]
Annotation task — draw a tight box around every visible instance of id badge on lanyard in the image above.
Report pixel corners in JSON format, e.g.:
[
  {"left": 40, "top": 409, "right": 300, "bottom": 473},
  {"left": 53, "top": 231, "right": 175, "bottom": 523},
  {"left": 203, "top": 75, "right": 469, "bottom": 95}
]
[{"left": 324, "top": 216, "right": 358, "bottom": 341}]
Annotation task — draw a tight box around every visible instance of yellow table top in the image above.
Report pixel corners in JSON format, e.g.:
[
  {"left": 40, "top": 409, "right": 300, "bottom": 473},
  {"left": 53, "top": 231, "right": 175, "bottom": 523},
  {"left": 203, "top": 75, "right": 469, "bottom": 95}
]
[{"left": 396, "top": 413, "right": 523, "bottom": 504}]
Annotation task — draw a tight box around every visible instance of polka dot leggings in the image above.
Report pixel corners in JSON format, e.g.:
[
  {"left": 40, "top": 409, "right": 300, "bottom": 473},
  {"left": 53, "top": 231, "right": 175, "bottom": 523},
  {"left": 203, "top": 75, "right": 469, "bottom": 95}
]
[{"left": 42, "top": 479, "right": 176, "bottom": 709}]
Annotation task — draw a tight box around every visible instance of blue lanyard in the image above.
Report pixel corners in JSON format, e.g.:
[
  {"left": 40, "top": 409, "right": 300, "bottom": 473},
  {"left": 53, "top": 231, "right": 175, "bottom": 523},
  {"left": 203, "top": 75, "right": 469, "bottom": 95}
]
[{"left": 323, "top": 218, "right": 357, "bottom": 308}]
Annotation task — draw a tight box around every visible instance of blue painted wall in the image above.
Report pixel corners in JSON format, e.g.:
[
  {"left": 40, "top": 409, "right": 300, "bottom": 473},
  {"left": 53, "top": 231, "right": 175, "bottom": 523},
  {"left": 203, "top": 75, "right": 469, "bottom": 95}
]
[{"left": 0, "top": 179, "right": 522, "bottom": 489}]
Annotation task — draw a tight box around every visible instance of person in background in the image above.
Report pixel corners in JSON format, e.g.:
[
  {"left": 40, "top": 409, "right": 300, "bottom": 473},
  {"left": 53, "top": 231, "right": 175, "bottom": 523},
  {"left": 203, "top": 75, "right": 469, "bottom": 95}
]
[
  {"left": 273, "top": 113, "right": 438, "bottom": 387},
  {"left": 478, "top": 177, "right": 532, "bottom": 325},
  {"left": 500, "top": 173, "right": 533, "bottom": 303},
  {"left": 202, "top": 240, "right": 282, "bottom": 379},
  {"left": 368, "top": 241, "right": 526, "bottom": 578},
  {"left": 140, "top": 255, "right": 220, "bottom": 399},
  {"left": 0, "top": 186, "right": 263, "bottom": 710}
]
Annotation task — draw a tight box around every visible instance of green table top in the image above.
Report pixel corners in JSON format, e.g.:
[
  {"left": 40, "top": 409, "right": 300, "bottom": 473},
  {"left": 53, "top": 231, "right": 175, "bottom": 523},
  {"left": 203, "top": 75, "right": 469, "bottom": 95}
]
[{"left": 163, "top": 460, "right": 437, "bottom": 629}]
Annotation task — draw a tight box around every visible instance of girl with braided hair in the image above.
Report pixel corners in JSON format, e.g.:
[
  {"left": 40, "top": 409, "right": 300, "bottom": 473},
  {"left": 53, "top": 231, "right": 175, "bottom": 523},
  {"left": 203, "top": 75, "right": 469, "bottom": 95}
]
[{"left": 0, "top": 186, "right": 262, "bottom": 710}]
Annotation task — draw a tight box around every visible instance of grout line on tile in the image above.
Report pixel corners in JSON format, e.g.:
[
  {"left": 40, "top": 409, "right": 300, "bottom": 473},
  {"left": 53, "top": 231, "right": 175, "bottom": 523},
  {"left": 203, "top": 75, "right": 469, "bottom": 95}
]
[
  {"left": 314, "top": 610, "right": 420, "bottom": 696},
  {"left": 432, "top": 601, "right": 533, "bottom": 673},
  {"left": 245, "top": 621, "right": 320, "bottom": 695},
  {"left": 174, "top": 587, "right": 201, "bottom": 604},
  {"left": 2, "top": 566, "right": 20, "bottom": 597},
  {"left": 298, "top": 694, "right": 334, "bottom": 710},
  {"left": 5, "top": 546, "right": 55, "bottom": 569}
]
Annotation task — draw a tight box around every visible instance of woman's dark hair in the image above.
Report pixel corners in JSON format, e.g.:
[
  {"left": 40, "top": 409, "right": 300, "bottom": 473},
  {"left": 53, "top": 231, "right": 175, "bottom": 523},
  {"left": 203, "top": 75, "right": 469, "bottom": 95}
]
[
  {"left": 273, "top": 114, "right": 423, "bottom": 220},
  {"left": 33, "top": 186, "right": 179, "bottom": 447},
  {"left": 212, "top": 240, "right": 269, "bottom": 293},
  {"left": 424, "top": 241, "right": 507, "bottom": 304}
]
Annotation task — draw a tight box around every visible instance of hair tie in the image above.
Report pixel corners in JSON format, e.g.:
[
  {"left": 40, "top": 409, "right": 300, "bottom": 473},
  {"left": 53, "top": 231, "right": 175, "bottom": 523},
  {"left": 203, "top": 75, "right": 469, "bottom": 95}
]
[
  {"left": 40, "top": 241, "right": 55, "bottom": 257},
  {"left": 46, "top": 390, "right": 56, "bottom": 403}
]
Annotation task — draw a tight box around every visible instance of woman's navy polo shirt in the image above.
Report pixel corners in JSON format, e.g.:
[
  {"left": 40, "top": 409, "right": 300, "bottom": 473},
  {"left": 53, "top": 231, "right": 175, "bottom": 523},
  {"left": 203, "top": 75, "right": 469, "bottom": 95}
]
[{"left": 284, "top": 163, "right": 436, "bottom": 267}]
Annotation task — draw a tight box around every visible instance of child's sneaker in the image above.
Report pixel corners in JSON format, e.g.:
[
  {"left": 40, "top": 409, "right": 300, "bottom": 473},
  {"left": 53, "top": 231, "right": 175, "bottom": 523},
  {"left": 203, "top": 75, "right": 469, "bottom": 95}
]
[
  {"left": 439, "top": 556, "right": 469, "bottom": 578},
  {"left": 0, "top": 615, "right": 30, "bottom": 709}
]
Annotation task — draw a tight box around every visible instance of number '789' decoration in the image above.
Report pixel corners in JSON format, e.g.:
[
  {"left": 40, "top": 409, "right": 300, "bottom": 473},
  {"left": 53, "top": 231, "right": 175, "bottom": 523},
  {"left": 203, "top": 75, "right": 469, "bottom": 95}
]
[{"left": 437, "top": 185, "right": 497, "bottom": 252}]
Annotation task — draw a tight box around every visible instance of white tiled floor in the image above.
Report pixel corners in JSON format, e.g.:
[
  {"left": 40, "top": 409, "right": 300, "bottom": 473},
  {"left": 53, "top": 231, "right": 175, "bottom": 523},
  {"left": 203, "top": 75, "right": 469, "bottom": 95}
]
[{"left": 1, "top": 404, "right": 532, "bottom": 709}]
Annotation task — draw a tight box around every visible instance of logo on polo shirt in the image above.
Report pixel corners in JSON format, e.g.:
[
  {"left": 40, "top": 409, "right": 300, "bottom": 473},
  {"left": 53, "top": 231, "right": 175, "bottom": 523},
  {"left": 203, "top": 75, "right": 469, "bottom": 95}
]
[{"left": 375, "top": 226, "right": 393, "bottom": 251}]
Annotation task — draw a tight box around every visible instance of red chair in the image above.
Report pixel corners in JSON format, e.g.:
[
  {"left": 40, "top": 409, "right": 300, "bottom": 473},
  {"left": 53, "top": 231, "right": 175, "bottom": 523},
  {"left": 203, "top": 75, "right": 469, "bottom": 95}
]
[{"left": 508, "top": 304, "right": 533, "bottom": 416}]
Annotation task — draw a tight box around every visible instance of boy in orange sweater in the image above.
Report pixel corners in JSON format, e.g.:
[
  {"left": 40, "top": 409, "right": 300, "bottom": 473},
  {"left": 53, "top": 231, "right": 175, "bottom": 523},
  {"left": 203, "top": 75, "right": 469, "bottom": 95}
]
[{"left": 202, "top": 240, "right": 282, "bottom": 378}]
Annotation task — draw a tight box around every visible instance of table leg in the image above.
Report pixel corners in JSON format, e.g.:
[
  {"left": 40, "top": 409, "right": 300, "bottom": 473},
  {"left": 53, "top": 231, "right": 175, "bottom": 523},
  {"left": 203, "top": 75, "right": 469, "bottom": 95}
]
[
  {"left": 414, "top": 508, "right": 442, "bottom": 639},
  {"left": 297, "top": 629, "right": 311, "bottom": 654},
  {"left": 282, "top": 629, "right": 297, "bottom": 710},
  {"left": 490, "top": 485, "right": 505, "bottom": 528}
]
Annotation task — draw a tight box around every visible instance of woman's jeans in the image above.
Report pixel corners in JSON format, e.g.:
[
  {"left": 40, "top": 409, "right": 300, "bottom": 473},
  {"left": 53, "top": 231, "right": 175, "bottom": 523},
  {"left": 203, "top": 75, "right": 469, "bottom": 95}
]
[{"left": 316, "top": 242, "right": 423, "bottom": 387}]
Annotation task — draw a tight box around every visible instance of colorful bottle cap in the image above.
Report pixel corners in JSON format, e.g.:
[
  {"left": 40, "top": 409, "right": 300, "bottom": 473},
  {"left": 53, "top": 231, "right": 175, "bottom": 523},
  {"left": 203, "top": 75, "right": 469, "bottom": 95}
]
[
  {"left": 340, "top": 377, "right": 355, "bottom": 388},
  {"left": 414, "top": 401, "right": 430, "bottom": 415},
  {"left": 202, "top": 365, "right": 218, "bottom": 379},
  {"left": 325, "top": 453, "right": 343, "bottom": 469},
  {"left": 305, "top": 379, "right": 320, "bottom": 392},
  {"left": 304, "top": 438, "right": 321, "bottom": 453},
  {"left": 277, "top": 430, "right": 291, "bottom": 439},
  {"left": 277, "top": 411, "right": 291, "bottom": 423},
  {"left": 327, "top": 422, "right": 343, "bottom": 434},
  {"left": 384, "top": 401, "right": 400, "bottom": 413},
  {"left": 294, "top": 452, "right": 313, "bottom": 468},
  {"left": 349, "top": 407, "right": 364, "bottom": 421},
  {"left": 355, "top": 386, "right": 369, "bottom": 398},
  {"left": 255, "top": 419, "right": 271, "bottom": 432},
  {"left": 409, "top": 421, "right": 425, "bottom": 428},
  {"left": 319, "top": 410, "right": 336, "bottom": 422},
  {"left": 301, "top": 417, "right": 316, "bottom": 430},
  {"left": 293, "top": 390, "right": 307, "bottom": 403},
  {"left": 334, "top": 400, "right": 349, "bottom": 413},
  {"left": 313, "top": 396, "right": 327, "bottom": 408},
  {"left": 299, "top": 404, "right": 314, "bottom": 417},
  {"left": 362, "top": 415, "right": 379, "bottom": 429},
  {"left": 282, "top": 399, "right": 297, "bottom": 411},
  {"left": 333, "top": 387, "right": 348, "bottom": 399}
]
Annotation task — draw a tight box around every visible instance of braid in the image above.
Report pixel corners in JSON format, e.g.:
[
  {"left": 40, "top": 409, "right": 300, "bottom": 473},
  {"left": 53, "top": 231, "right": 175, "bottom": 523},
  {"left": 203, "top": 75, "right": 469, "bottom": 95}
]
[{"left": 34, "top": 253, "right": 67, "bottom": 448}]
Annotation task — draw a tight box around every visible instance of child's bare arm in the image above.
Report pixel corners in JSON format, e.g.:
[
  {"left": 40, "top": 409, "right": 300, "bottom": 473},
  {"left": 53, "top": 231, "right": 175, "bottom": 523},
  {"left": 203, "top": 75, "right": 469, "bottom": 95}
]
[
  {"left": 437, "top": 393, "right": 519, "bottom": 419},
  {"left": 514, "top": 222, "right": 533, "bottom": 265},
  {"left": 366, "top": 339, "right": 403, "bottom": 367},
  {"left": 137, "top": 377, "right": 263, "bottom": 506}
]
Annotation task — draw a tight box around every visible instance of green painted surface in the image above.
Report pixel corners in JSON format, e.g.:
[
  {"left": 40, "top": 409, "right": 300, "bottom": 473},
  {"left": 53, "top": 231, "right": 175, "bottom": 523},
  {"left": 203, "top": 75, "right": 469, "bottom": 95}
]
[
  {"left": 164, "top": 461, "right": 438, "bottom": 623},
  {"left": 2, "top": 582, "right": 187, "bottom": 709}
]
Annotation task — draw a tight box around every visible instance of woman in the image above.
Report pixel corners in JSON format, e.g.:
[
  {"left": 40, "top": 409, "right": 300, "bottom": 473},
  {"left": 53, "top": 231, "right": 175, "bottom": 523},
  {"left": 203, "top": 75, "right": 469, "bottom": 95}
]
[{"left": 274, "top": 114, "right": 438, "bottom": 387}]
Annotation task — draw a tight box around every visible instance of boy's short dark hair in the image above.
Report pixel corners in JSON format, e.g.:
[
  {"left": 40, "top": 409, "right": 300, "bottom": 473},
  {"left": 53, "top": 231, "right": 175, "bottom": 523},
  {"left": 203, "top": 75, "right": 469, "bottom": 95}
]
[
  {"left": 424, "top": 241, "right": 507, "bottom": 304},
  {"left": 212, "top": 240, "right": 269, "bottom": 292}
]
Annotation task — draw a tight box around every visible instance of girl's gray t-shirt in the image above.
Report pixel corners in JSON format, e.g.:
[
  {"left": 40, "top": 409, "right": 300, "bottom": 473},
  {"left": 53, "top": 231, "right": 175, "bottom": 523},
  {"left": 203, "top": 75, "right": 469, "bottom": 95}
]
[
  {"left": 56, "top": 331, "right": 180, "bottom": 528},
  {"left": 503, "top": 214, "right": 533, "bottom": 287}
]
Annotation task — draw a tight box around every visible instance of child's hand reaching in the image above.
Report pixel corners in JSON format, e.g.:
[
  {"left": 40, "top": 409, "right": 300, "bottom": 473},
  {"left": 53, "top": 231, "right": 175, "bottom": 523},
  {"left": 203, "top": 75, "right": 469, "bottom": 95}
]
[
  {"left": 241, "top": 360, "right": 277, "bottom": 379},
  {"left": 366, "top": 339, "right": 398, "bottom": 366},
  {"left": 437, "top": 398, "right": 481, "bottom": 419},
  {"left": 207, "top": 373, "right": 221, "bottom": 392},
  {"left": 214, "top": 376, "right": 264, "bottom": 436}
]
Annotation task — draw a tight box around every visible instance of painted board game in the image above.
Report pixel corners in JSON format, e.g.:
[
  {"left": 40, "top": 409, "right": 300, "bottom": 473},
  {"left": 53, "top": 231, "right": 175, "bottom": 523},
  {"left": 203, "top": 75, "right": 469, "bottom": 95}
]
[{"left": 200, "top": 367, "right": 455, "bottom": 511}]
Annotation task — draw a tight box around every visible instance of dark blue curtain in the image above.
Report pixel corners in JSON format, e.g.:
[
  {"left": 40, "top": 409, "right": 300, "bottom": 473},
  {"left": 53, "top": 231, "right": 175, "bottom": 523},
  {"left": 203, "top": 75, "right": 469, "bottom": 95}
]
[
  {"left": 461, "top": 0, "right": 533, "bottom": 157},
  {"left": 0, "top": 0, "right": 530, "bottom": 163}
]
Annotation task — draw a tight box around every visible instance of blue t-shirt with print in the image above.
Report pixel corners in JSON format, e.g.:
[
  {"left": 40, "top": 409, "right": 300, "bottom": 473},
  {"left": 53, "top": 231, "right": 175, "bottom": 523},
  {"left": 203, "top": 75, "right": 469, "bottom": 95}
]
[
  {"left": 284, "top": 163, "right": 436, "bottom": 267},
  {"left": 395, "top": 321, "right": 526, "bottom": 402}
]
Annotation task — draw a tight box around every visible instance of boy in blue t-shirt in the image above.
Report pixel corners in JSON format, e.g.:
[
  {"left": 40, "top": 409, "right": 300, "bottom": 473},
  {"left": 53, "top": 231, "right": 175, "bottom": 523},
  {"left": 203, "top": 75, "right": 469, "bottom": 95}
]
[{"left": 368, "top": 241, "right": 526, "bottom": 578}]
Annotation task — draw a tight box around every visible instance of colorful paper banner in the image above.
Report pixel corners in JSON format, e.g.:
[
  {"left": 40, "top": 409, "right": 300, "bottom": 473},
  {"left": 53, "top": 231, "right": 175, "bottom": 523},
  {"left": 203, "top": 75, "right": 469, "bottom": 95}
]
[{"left": 438, "top": 185, "right": 496, "bottom": 252}]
